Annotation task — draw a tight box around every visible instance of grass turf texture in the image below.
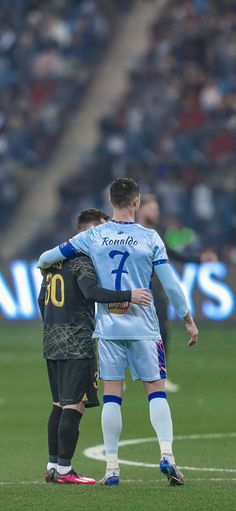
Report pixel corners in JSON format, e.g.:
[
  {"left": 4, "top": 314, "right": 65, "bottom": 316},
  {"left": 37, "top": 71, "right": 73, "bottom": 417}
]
[{"left": 0, "top": 323, "right": 236, "bottom": 511}]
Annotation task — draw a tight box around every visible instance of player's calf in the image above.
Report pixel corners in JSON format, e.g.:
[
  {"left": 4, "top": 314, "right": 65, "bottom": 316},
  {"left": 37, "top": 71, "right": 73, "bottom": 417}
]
[
  {"left": 100, "top": 394, "right": 122, "bottom": 486},
  {"left": 51, "top": 407, "right": 97, "bottom": 485},
  {"left": 46, "top": 404, "right": 62, "bottom": 482}
]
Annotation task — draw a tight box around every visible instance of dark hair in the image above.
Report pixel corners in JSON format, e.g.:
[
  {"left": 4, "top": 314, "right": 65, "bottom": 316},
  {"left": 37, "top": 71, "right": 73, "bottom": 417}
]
[
  {"left": 76, "top": 208, "right": 109, "bottom": 231},
  {"left": 110, "top": 178, "right": 140, "bottom": 208}
]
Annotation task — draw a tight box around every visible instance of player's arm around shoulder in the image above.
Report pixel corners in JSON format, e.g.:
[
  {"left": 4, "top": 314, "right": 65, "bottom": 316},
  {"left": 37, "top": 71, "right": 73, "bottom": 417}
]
[
  {"left": 38, "top": 245, "right": 65, "bottom": 269},
  {"left": 37, "top": 228, "right": 95, "bottom": 269},
  {"left": 75, "top": 256, "right": 152, "bottom": 306}
]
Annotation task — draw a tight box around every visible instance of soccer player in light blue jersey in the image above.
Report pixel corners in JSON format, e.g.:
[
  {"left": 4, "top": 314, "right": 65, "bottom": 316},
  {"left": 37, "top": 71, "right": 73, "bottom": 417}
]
[{"left": 38, "top": 178, "right": 199, "bottom": 487}]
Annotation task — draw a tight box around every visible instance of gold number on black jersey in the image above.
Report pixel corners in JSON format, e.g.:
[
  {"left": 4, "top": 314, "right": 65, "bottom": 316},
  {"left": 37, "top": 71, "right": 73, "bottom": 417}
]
[
  {"left": 45, "top": 273, "right": 65, "bottom": 308},
  {"left": 45, "top": 273, "right": 52, "bottom": 306},
  {"left": 93, "top": 371, "right": 99, "bottom": 390}
]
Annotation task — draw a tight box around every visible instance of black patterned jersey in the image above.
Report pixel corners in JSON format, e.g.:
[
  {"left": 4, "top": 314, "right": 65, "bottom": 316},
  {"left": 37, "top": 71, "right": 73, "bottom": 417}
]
[
  {"left": 39, "top": 257, "right": 97, "bottom": 360},
  {"left": 38, "top": 255, "right": 131, "bottom": 360}
]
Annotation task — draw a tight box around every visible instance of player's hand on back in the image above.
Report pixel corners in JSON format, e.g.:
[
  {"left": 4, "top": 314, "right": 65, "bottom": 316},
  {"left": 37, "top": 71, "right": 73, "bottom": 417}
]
[
  {"left": 131, "top": 289, "right": 152, "bottom": 306},
  {"left": 184, "top": 313, "right": 199, "bottom": 347}
]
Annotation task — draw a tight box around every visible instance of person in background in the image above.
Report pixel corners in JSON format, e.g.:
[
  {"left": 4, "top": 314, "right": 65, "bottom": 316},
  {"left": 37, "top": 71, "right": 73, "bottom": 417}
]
[{"left": 138, "top": 194, "right": 217, "bottom": 392}]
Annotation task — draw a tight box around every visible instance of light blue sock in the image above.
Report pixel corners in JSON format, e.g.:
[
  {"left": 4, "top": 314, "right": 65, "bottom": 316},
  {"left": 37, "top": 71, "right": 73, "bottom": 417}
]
[
  {"left": 148, "top": 391, "right": 174, "bottom": 460},
  {"left": 102, "top": 395, "right": 122, "bottom": 472}
]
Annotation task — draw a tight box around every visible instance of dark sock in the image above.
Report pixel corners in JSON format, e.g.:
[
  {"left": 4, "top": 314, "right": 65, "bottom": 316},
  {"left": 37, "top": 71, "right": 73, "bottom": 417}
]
[
  {"left": 58, "top": 409, "right": 83, "bottom": 466},
  {"left": 48, "top": 404, "right": 62, "bottom": 463}
]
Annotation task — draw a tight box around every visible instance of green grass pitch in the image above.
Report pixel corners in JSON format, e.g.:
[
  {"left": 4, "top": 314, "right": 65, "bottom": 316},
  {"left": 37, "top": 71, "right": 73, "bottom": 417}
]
[{"left": 0, "top": 322, "right": 236, "bottom": 511}]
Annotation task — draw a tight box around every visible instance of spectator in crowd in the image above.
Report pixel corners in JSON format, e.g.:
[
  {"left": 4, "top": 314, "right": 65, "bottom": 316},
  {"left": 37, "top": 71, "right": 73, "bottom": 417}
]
[
  {"left": 9, "top": 0, "right": 236, "bottom": 264},
  {"left": 0, "top": 0, "right": 133, "bottom": 231},
  {"left": 3, "top": 0, "right": 236, "bottom": 262}
]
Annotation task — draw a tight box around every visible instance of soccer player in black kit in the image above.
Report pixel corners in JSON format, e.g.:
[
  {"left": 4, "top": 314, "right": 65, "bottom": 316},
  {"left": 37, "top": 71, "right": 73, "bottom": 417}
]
[{"left": 38, "top": 208, "right": 151, "bottom": 485}]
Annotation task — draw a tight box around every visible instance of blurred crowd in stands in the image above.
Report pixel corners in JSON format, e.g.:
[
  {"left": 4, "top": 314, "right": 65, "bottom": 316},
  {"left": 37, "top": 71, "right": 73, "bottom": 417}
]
[
  {"left": 0, "top": 0, "right": 132, "bottom": 230},
  {"left": 2, "top": 0, "right": 236, "bottom": 263},
  {"left": 46, "top": 0, "right": 236, "bottom": 263}
]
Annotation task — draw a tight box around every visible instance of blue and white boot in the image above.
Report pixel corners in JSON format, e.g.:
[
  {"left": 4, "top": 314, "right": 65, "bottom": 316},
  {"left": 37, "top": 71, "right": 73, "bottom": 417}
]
[
  {"left": 160, "top": 457, "right": 184, "bottom": 486},
  {"left": 99, "top": 469, "right": 120, "bottom": 486}
]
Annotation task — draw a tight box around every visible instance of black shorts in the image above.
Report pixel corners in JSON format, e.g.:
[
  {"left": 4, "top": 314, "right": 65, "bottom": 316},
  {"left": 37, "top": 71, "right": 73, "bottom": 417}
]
[{"left": 46, "top": 358, "right": 100, "bottom": 408}]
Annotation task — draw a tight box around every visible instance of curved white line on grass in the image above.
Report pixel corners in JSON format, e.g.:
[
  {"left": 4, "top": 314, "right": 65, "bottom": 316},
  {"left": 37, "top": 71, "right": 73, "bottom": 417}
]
[{"left": 83, "top": 432, "right": 236, "bottom": 473}]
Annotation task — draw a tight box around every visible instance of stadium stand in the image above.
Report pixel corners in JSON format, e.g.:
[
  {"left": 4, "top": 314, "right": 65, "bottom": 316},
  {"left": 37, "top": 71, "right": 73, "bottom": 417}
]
[
  {"left": 0, "top": 0, "right": 133, "bottom": 231},
  {"left": 26, "top": 0, "right": 236, "bottom": 262},
  {"left": 2, "top": 0, "right": 236, "bottom": 263}
]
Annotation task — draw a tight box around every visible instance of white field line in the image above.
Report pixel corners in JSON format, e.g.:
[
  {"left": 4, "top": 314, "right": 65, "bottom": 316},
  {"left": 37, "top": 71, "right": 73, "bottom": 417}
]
[
  {"left": 122, "top": 478, "right": 236, "bottom": 483},
  {"left": 0, "top": 481, "right": 44, "bottom": 486},
  {"left": 1, "top": 433, "right": 235, "bottom": 486},
  {"left": 83, "top": 432, "right": 236, "bottom": 473},
  {"left": 1, "top": 478, "right": 236, "bottom": 486}
]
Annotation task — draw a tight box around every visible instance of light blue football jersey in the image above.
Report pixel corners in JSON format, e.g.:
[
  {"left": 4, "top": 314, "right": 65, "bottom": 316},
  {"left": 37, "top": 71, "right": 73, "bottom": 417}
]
[{"left": 68, "top": 220, "right": 169, "bottom": 340}]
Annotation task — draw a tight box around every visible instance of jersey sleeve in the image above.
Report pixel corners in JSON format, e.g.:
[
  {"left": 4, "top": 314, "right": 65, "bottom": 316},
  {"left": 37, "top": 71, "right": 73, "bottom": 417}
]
[
  {"left": 152, "top": 231, "right": 169, "bottom": 266},
  {"left": 38, "top": 245, "right": 66, "bottom": 269},
  {"left": 154, "top": 264, "right": 189, "bottom": 318},
  {"left": 72, "top": 255, "right": 98, "bottom": 282},
  {"left": 37, "top": 229, "right": 94, "bottom": 269},
  {"left": 74, "top": 256, "right": 132, "bottom": 303},
  {"left": 59, "top": 229, "right": 92, "bottom": 258}
]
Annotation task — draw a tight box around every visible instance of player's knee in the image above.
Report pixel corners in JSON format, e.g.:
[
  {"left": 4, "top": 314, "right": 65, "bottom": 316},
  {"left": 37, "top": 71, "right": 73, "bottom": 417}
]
[
  {"left": 103, "top": 380, "right": 123, "bottom": 397},
  {"left": 53, "top": 401, "right": 62, "bottom": 408},
  {"left": 143, "top": 378, "right": 165, "bottom": 395},
  {"left": 63, "top": 402, "right": 85, "bottom": 413}
]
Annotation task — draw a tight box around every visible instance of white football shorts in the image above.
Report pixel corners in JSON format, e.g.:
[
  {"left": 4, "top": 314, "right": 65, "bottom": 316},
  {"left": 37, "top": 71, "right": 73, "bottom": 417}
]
[{"left": 98, "top": 338, "right": 167, "bottom": 381}]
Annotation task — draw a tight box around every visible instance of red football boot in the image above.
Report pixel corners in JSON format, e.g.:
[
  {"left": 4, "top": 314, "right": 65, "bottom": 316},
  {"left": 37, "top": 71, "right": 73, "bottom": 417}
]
[{"left": 54, "top": 468, "right": 96, "bottom": 485}]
